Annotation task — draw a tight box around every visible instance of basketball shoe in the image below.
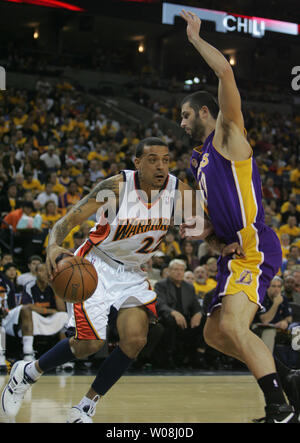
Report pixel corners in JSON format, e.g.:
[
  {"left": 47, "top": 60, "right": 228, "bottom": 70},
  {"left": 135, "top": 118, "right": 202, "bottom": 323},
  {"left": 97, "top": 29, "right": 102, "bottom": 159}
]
[
  {"left": 66, "top": 405, "right": 95, "bottom": 423},
  {"left": 1, "top": 360, "right": 35, "bottom": 418},
  {"left": 283, "top": 369, "right": 300, "bottom": 416},
  {"left": 253, "top": 403, "right": 299, "bottom": 423}
]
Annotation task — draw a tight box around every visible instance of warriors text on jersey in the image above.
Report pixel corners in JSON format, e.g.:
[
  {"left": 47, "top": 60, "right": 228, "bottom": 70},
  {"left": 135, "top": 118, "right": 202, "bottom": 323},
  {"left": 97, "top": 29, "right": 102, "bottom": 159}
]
[{"left": 80, "top": 170, "right": 178, "bottom": 267}]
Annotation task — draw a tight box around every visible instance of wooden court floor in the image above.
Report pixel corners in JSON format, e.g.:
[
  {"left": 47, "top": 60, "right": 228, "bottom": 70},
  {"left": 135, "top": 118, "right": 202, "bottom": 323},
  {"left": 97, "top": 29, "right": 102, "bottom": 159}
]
[{"left": 0, "top": 373, "right": 265, "bottom": 423}]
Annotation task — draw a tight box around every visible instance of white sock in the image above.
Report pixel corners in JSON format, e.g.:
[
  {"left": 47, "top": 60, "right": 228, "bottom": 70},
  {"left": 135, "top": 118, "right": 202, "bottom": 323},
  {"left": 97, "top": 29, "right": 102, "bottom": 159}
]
[
  {"left": 24, "top": 361, "right": 42, "bottom": 381},
  {"left": 23, "top": 336, "right": 34, "bottom": 355}
]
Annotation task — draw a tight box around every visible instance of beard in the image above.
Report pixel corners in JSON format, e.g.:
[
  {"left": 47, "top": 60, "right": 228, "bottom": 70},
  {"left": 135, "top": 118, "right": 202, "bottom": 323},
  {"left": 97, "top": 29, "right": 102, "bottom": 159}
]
[{"left": 191, "top": 116, "right": 206, "bottom": 143}]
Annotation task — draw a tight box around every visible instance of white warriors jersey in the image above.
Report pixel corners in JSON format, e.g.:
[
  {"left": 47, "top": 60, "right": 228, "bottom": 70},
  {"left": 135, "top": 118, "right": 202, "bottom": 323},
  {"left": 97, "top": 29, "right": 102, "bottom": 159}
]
[{"left": 86, "top": 170, "right": 178, "bottom": 267}]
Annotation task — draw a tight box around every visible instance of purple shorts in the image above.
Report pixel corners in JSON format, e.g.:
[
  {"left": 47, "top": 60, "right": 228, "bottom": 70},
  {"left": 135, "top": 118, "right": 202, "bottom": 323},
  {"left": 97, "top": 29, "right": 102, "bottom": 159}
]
[{"left": 208, "top": 223, "right": 282, "bottom": 315}]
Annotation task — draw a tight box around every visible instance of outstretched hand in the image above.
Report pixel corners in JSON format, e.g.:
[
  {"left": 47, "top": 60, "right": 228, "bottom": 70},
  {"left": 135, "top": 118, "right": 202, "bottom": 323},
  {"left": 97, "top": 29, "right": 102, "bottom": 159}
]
[{"left": 180, "top": 9, "right": 202, "bottom": 43}]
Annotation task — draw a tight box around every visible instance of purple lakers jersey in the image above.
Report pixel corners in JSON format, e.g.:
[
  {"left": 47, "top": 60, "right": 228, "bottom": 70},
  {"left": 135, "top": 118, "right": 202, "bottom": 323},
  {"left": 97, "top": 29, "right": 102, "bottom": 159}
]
[{"left": 190, "top": 130, "right": 265, "bottom": 243}]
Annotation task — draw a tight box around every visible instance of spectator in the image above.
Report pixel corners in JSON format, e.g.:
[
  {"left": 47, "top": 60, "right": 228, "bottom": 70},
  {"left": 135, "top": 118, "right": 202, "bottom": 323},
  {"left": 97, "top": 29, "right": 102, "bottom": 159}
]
[
  {"left": 160, "top": 266, "right": 170, "bottom": 279},
  {"left": 152, "top": 251, "right": 167, "bottom": 271},
  {"left": 280, "top": 194, "right": 300, "bottom": 224},
  {"left": 155, "top": 259, "right": 202, "bottom": 368},
  {"left": 0, "top": 253, "right": 20, "bottom": 277},
  {"left": 48, "top": 172, "right": 66, "bottom": 197},
  {"left": 0, "top": 182, "right": 18, "bottom": 217},
  {"left": 17, "top": 255, "right": 43, "bottom": 288},
  {"left": 41, "top": 201, "right": 61, "bottom": 230},
  {"left": 280, "top": 233, "right": 291, "bottom": 260},
  {"left": 58, "top": 166, "right": 71, "bottom": 188},
  {"left": 142, "top": 258, "right": 161, "bottom": 287},
  {"left": 36, "top": 182, "right": 59, "bottom": 207},
  {"left": 184, "top": 270, "right": 195, "bottom": 285},
  {"left": 281, "top": 245, "right": 300, "bottom": 273},
  {"left": 281, "top": 194, "right": 300, "bottom": 216},
  {"left": 205, "top": 257, "right": 218, "bottom": 280},
  {"left": 58, "top": 181, "right": 81, "bottom": 215},
  {"left": 40, "top": 145, "right": 61, "bottom": 171},
  {"left": 290, "top": 268, "right": 300, "bottom": 305},
  {"left": 89, "top": 159, "right": 105, "bottom": 182},
  {"left": 178, "top": 239, "right": 200, "bottom": 271},
  {"left": 282, "top": 274, "right": 298, "bottom": 303},
  {"left": 1, "top": 200, "right": 35, "bottom": 233},
  {"left": 22, "top": 171, "right": 43, "bottom": 197},
  {"left": 197, "top": 241, "right": 218, "bottom": 265},
  {"left": 193, "top": 266, "right": 217, "bottom": 300},
  {"left": 263, "top": 177, "right": 281, "bottom": 200},
  {"left": 1, "top": 263, "right": 68, "bottom": 361},
  {"left": 160, "top": 230, "right": 181, "bottom": 259},
  {"left": 279, "top": 215, "right": 300, "bottom": 241},
  {"left": 253, "top": 277, "right": 292, "bottom": 354},
  {"left": 1, "top": 262, "right": 22, "bottom": 297}
]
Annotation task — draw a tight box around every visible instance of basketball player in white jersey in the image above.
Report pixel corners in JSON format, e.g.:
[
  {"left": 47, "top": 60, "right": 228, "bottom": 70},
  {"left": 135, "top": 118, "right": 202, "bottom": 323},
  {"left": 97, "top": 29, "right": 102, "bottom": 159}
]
[{"left": 1, "top": 137, "right": 241, "bottom": 423}]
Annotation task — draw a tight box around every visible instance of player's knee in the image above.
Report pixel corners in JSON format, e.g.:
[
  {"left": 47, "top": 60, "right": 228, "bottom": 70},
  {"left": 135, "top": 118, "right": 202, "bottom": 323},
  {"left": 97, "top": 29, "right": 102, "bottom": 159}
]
[
  {"left": 219, "top": 317, "right": 244, "bottom": 342},
  {"left": 120, "top": 334, "right": 147, "bottom": 358},
  {"left": 204, "top": 324, "right": 221, "bottom": 349},
  {"left": 71, "top": 338, "right": 104, "bottom": 359}
]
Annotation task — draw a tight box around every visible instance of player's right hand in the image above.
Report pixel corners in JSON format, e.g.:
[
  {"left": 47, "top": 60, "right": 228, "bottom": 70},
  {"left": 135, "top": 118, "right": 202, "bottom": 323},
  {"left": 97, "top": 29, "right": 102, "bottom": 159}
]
[
  {"left": 180, "top": 10, "right": 202, "bottom": 43},
  {"left": 46, "top": 244, "right": 73, "bottom": 280}
]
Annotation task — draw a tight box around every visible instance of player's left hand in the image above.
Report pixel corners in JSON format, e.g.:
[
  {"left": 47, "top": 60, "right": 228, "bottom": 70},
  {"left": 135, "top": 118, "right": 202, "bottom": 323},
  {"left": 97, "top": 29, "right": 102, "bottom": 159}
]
[
  {"left": 222, "top": 242, "right": 246, "bottom": 259},
  {"left": 180, "top": 9, "right": 202, "bottom": 43},
  {"left": 179, "top": 217, "right": 214, "bottom": 240}
]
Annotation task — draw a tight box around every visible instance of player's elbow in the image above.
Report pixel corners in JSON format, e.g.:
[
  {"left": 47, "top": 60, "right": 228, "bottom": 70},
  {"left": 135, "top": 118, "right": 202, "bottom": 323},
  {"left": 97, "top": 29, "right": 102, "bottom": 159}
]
[{"left": 215, "top": 62, "right": 233, "bottom": 79}]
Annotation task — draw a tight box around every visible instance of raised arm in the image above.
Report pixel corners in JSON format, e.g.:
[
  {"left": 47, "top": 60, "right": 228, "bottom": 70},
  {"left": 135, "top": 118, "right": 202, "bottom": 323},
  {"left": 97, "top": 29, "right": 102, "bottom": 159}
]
[
  {"left": 180, "top": 10, "right": 244, "bottom": 132},
  {"left": 46, "top": 173, "right": 123, "bottom": 277}
]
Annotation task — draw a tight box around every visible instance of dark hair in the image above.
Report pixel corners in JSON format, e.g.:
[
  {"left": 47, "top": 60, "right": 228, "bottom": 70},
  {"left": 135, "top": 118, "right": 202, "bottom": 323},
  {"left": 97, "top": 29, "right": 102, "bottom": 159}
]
[
  {"left": 28, "top": 255, "right": 43, "bottom": 264},
  {"left": 21, "top": 200, "right": 34, "bottom": 210},
  {"left": 7, "top": 181, "right": 17, "bottom": 189},
  {"left": 3, "top": 262, "right": 17, "bottom": 273},
  {"left": 135, "top": 137, "right": 168, "bottom": 158},
  {"left": 181, "top": 91, "right": 219, "bottom": 120}
]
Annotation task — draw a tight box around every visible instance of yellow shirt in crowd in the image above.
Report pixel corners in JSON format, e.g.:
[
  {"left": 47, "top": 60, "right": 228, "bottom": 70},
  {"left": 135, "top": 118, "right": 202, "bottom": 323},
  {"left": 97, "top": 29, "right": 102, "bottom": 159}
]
[{"left": 194, "top": 279, "right": 217, "bottom": 298}]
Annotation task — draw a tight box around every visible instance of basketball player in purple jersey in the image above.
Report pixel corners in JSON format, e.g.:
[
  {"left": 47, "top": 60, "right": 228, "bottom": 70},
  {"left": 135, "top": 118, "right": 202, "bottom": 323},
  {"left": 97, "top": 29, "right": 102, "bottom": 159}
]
[{"left": 180, "top": 10, "right": 299, "bottom": 423}]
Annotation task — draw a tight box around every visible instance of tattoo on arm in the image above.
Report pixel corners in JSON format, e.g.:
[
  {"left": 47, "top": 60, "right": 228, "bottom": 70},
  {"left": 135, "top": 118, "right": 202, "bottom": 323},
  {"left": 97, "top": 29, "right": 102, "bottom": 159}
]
[
  {"left": 48, "top": 174, "right": 122, "bottom": 248},
  {"left": 72, "top": 174, "right": 121, "bottom": 216}
]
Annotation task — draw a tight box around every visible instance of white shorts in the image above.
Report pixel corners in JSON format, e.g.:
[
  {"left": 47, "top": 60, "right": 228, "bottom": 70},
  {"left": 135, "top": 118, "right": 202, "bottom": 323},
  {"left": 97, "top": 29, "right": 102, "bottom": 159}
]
[
  {"left": 2, "top": 305, "right": 68, "bottom": 338},
  {"left": 67, "top": 245, "right": 157, "bottom": 340}
]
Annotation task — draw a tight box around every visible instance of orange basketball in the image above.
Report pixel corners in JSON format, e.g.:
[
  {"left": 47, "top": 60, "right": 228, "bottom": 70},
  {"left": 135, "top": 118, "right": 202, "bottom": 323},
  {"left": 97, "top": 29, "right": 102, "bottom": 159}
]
[{"left": 51, "top": 255, "right": 98, "bottom": 303}]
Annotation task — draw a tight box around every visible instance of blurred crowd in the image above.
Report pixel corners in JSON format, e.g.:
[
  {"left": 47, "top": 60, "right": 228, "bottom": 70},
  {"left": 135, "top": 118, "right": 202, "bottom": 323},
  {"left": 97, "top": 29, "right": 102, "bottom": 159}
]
[{"left": 0, "top": 72, "right": 299, "bottom": 371}]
